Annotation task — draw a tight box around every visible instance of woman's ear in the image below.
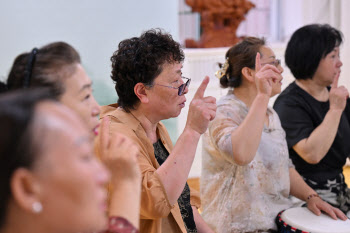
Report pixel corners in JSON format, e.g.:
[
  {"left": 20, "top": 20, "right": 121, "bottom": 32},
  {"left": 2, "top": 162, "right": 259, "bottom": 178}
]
[
  {"left": 10, "top": 168, "right": 42, "bottom": 213},
  {"left": 134, "top": 83, "right": 149, "bottom": 104},
  {"left": 241, "top": 67, "right": 255, "bottom": 83}
]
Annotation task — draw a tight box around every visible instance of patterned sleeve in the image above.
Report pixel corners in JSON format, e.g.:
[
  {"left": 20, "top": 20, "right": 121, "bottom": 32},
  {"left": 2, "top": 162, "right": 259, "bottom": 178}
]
[{"left": 208, "top": 102, "right": 242, "bottom": 164}]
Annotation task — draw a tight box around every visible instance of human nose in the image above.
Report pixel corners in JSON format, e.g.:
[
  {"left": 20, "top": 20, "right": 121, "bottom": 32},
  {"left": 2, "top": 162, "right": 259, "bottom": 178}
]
[
  {"left": 337, "top": 58, "right": 343, "bottom": 68},
  {"left": 91, "top": 96, "right": 100, "bottom": 117},
  {"left": 278, "top": 65, "right": 284, "bottom": 73},
  {"left": 183, "top": 85, "right": 189, "bottom": 95}
]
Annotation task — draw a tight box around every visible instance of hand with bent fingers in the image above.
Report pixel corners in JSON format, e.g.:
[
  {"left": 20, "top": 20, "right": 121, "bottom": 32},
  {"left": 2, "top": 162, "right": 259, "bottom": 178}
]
[
  {"left": 329, "top": 75, "right": 349, "bottom": 112},
  {"left": 99, "top": 116, "right": 141, "bottom": 183},
  {"left": 254, "top": 52, "right": 281, "bottom": 97},
  {"left": 185, "top": 76, "right": 216, "bottom": 135},
  {"left": 307, "top": 195, "right": 348, "bottom": 221}
]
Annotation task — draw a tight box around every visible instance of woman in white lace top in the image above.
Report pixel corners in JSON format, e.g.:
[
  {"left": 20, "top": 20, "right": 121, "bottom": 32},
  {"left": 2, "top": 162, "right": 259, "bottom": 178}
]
[{"left": 200, "top": 37, "right": 347, "bottom": 233}]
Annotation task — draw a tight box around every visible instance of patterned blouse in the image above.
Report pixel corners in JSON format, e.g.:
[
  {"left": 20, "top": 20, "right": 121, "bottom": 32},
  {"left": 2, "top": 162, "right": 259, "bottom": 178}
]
[{"left": 201, "top": 90, "right": 293, "bottom": 233}]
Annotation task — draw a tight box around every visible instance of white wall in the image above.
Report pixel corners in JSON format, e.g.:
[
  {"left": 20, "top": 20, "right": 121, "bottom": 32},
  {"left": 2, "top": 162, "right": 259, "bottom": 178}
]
[
  {"left": 280, "top": 0, "right": 350, "bottom": 88},
  {"left": 0, "top": 0, "right": 179, "bottom": 105}
]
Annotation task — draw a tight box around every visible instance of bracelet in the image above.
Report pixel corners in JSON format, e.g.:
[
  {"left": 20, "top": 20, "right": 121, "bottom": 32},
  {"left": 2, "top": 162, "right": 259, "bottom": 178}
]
[{"left": 306, "top": 193, "right": 320, "bottom": 200}]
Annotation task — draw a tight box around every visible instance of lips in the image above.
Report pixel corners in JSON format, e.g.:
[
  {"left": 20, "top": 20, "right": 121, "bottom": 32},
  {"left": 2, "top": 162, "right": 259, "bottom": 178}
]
[
  {"left": 179, "top": 99, "right": 186, "bottom": 108},
  {"left": 93, "top": 124, "right": 100, "bottom": 136}
]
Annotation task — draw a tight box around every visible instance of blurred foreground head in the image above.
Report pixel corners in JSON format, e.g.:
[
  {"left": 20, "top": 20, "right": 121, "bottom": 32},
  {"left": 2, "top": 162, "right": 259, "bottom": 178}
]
[{"left": 0, "top": 89, "right": 109, "bottom": 233}]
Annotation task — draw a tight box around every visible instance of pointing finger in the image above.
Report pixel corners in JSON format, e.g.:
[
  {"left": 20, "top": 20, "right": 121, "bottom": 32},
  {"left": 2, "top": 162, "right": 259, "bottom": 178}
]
[
  {"left": 255, "top": 52, "right": 262, "bottom": 72},
  {"left": 100, "top": 116, "right": 111, "bottom": 155},
  {"left": 193, "top": 76, "right": 210, "bottom": 99},
  {"left": 332, "top": 75, "right": 339, "bottom": 89}
]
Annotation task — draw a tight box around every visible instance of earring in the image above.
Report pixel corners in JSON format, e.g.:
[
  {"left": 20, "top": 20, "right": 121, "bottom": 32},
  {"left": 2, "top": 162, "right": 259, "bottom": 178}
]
[{"left": 32, "top": 202, "right": 43, "bottom": 213}]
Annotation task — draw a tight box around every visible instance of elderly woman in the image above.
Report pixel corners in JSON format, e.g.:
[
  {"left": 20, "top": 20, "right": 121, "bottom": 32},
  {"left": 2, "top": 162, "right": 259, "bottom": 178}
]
[
  {"left": 274, "top": 24, "right": 350, "bottom": 217},
  {"left": 0, "top": 89, "right": 110, "bottom": 233},
  {"left": 99, "top": 29, "right": 216, "bottom": 233},
  {"left": 6, "top": 42, "right": 141, "bottom": 232},
  {"left": 200, "top": 37, "right": 347, "bottom": 233}
]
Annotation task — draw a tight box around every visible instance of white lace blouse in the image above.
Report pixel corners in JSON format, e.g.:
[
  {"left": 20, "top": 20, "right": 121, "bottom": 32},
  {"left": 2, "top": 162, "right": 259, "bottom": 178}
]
[{"left": 201, "top": 90, "right": 293, "bottom": 233}]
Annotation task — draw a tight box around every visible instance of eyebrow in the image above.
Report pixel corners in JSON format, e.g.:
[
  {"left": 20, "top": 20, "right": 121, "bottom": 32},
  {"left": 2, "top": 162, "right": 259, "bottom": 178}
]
[{"left": 79, "top": 82, "right": 92, "bottom": 93}]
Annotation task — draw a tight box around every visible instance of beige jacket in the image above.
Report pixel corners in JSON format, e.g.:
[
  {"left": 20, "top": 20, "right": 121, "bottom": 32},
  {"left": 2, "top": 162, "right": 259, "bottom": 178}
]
[{"left": 98, "top": 104, "right": 201, "bottom": 233}]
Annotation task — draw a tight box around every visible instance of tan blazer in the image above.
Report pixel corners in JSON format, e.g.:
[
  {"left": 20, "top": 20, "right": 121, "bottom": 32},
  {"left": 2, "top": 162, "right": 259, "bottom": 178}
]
[{"left": 98, "top": 104, "right": 201, "bottom": 233}]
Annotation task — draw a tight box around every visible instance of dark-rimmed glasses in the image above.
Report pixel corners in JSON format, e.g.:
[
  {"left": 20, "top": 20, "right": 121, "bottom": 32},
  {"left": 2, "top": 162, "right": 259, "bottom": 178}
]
[
  {"left": 261, "top": 59, "right": 281, "bottom": 68},
  {"left": 150, "top": 77, "right": 191, "bottom": 96}
]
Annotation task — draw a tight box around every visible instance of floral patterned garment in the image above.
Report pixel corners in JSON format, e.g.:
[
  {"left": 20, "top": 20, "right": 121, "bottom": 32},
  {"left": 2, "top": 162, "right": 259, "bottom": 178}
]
[{"left": 201, "top": 90, "right": 294, "bottom": 233}]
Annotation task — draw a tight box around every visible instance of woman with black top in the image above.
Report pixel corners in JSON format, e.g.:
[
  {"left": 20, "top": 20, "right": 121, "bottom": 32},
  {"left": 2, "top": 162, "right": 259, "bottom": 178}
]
[{"left": 274, "top": 24, "right": 350, "bottom": 217}]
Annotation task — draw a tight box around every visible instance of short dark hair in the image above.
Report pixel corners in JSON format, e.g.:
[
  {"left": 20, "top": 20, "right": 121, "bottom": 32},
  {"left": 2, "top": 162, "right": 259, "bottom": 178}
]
[
  {"left": 220, "top": 37, "right": 265, "bottom": 88},
  {"left": 285, "top": 24, "right": 343, "bottom": 80},
  {"left": 0, "top": 81, "right": 7, "bottom": 94},
  {"left": 110, "top": 29, "right": 184, "bottom": 112},
  {"left": 7, "top": 42, "right": 81, "bottom": 97},
  {"left": 0, "top": 88, "right": 56, "bottom": 227}
]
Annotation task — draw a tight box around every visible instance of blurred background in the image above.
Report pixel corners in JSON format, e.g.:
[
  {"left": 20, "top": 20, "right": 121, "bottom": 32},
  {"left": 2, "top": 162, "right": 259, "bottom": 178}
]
[{"left": 0, "top": 0, "right": 349, "bottom": 178}]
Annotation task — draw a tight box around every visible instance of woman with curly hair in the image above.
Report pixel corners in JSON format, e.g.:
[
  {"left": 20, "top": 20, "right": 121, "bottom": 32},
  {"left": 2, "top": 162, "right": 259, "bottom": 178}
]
[{"left": 99, "top": 29, "right": 216, "bottom": 233}]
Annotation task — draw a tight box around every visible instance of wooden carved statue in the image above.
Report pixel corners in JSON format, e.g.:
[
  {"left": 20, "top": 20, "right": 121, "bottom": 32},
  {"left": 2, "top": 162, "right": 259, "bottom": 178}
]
[{"left": 185, "top": 0, "right": 255, "bottom": 48}]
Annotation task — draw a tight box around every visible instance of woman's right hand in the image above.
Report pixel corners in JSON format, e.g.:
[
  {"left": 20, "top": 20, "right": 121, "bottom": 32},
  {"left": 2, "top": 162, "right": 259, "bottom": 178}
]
[
  {"left": 99, "top": 116, "right": 141, "bottom": 184},
  {"left": 329, "top": 75, "right": 349, "bottom": 112},
  {"left": 186, "top": 76, "right": 217, "bottom": 135},
  {"left": 254, "top": 52, "right": 281, "bottom": 97}
]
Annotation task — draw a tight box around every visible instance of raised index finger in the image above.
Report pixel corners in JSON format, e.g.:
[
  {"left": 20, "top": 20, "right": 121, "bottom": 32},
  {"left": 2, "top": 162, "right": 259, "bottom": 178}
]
[
  {"left": 193, "top": 76, "right": 209, "bottom": 99},
  {"left": 99, "top": 116, "right": 111, "bottom": 155},
  {"left": 255, "top": 52, "right": 262, "bottom": 72},
  {"left": 332, "top": 74, "right": 339, "bottom": 89}
]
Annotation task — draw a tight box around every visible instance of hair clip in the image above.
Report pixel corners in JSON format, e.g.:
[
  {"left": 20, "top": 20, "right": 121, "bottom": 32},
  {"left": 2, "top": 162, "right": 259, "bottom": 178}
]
[
  {"left": 215, "top": 58, "right": 229, "bottom": 79},
  {"left": 23, "top": 48, "right": 39, "bottom": 88}
]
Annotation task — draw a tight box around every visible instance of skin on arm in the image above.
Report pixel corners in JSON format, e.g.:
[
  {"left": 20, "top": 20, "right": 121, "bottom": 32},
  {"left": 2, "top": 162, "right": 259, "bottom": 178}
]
[
  {"left": 192, "top": 206, "right": 215, "bottom": 233},
  {"left": 293, "top": 75, "right": 349, "bottom": 164},
  {"left": 99, "top": 117, "right": 142, "bottom": 229},
  {"left": 156, "top": 76, "right": 217, "bottom": 205},
  {"left": 289, "top": 167, "right": 347, "bottom": 220},
  {"left": 231, "top": 53, "right": 281, "bottom": 165}
]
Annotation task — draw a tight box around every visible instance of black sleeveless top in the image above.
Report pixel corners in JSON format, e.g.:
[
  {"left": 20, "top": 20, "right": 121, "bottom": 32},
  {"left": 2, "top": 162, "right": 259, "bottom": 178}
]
[{"left": 153, "top": 139, "right": 197, "bottom": 233}]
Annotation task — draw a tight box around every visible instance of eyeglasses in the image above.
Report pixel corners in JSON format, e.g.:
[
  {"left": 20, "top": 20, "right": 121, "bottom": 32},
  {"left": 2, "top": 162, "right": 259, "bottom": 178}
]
[
  {"left": 261, "top": 59, "right": 281, "bottom": 68},
  {"left": 149, "top": 77, "right": 191, "bottom": 96}
]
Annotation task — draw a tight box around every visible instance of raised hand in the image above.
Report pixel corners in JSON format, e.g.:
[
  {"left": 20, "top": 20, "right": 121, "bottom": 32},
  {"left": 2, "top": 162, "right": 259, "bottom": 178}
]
[
  {"left": 254, "top": 52, "right": 281, "bottom": 97},
  {"left": 329, "top": 75, "right": 349, "bottom": 112},
  {"left": 185, "top": 76, "right": 216, "bottom": 135},
  {"left": 99, "top": 116, "right": 141, "bottom": 183}
]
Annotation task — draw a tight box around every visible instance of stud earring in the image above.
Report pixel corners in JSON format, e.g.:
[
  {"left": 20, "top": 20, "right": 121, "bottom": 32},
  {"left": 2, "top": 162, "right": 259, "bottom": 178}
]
[{"left": 32, "top": 202, "right": 42, "bottom": 213}]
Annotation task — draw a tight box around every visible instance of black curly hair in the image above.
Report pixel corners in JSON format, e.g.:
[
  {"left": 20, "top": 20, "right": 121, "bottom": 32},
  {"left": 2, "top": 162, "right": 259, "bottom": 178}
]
[{"left": 110, "top": 29, "right": 184, "bottom": 112}]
